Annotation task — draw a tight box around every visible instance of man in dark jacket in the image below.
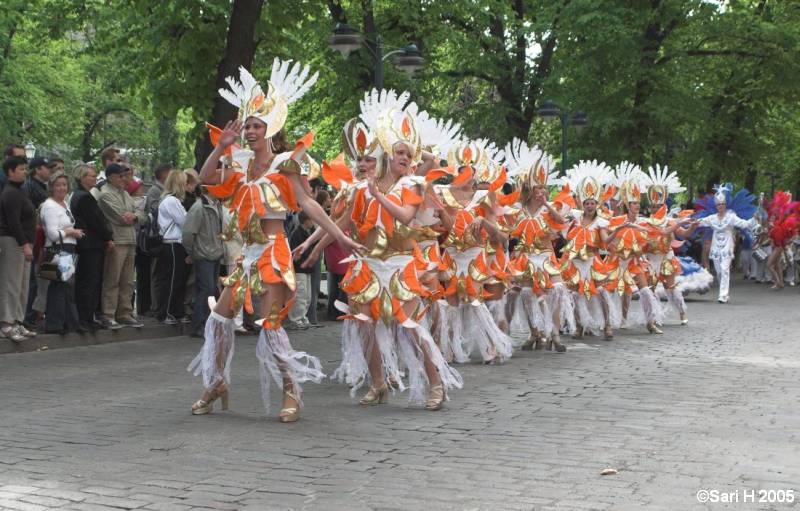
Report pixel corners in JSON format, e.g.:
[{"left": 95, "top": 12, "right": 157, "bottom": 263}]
[
  {"left": 21, "top": 157, "right": 51, "bottom": 327},
  {"left": 71, "top": 165, "right": 114, "bottom": 331}
]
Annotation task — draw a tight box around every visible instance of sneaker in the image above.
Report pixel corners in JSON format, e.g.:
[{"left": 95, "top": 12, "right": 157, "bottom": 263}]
[
  {"left": 117, "top": 318, "right": 144, "bottom": 328},
  {"left": 101, "top": 318, "right": 124, "bottom": 330},
  {"left": 235, "top": 326, "right": 248, "bottom": 334},
  {"left": 163, "top": 316, "right": 179, "bottom": 326},
  {"left": 180, "top": 316, "right": 192, "bottom": 324},
  {"left": 15, "top": 324, "right": 37, "bottom": 337},
  {"left": 2, "top": 325, "right": 26, "bottom": 343}
]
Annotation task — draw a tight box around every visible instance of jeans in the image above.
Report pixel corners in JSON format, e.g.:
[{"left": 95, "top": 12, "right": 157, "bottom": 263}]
[
  {"left": 192, "top": 258, "right": 219, "bottom": 335},
  {"left": 326, "top": 272, "right": 346, "bottom": 320},
  {"left": 155, "top": 242, "right": 187, "bottom": 320},
  {"left": 289, "top": 273, "right": 311, "bottom": 325},
  {"left": 45, "top": 278, "right": 81, "bottom": 333}
]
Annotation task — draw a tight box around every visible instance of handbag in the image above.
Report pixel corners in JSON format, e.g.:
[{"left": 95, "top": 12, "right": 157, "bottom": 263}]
[{"left": 37, "top": 234, "right": 76, "bottom": 282}]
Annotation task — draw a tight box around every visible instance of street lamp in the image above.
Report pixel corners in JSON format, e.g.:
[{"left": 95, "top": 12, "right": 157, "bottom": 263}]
[
  {"left": 329, "top": 22, "right": 425, "bottom": 89},
  {"left": 24, "top": 141, "right": 36, "bottom": 160},
  {"left": 765, "top": 171, "right": 777, "bottom": 196},
  {"left": 536, "top": 100, "right": 587, "bottom": 174}
]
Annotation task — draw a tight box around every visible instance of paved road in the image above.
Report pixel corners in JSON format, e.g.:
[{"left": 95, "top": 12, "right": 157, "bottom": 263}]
[{"left": 0, "top": 279, "right": 799, "bottom": 510}]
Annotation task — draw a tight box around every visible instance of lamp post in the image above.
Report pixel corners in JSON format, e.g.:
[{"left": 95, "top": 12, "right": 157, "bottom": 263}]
[
  {"left": 24, "top": 141, "right": 36, "bottom": 160},
  {"left": 329, "top": 23, "right": 425, "bottom": 89},
  {"left": 765, "top": 171, "right": 777, "bottom": 196},
  {"left": 536, "top": 100, "right": 587, "bottom": 174}
]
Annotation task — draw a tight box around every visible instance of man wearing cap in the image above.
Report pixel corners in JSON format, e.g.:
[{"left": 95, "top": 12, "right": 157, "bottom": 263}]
[
  {"left": 21, "top": 156, "right": 51, "bottom": 329},
  {"left": 97, "top": 163, "right": 146, "bottom": 329}
]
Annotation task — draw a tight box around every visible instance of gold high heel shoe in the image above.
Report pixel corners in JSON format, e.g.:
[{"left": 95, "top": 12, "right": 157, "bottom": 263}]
[
  {"left": 547, "top": 334, "right": 567, "bottom": 353},
  {"left": 387, "top": 377, "right": 401, "bottom": 390},
  {"left": 572, "top": 326, "right": 584, "bottom": 339},
  {"left": 359, "top": 383, "right": 389, "bottom": 406},
  {"left": 534, "top": 334, "right": 546, "bottom": 350},
  {"left": 425, "top": 384, "right": 445, "bottom": 411},
  {"left": 680, "top": 313, "right": 688, "bottom": 326},
  {"left": 521, "top": 335, "right": 535, "bottom": 351},
  {"left": 279, "top": 388, "right": 301, "bottom": 423},
  {"left": 647, "top": 322, "right": 663, "bottom": 334},
  {"left": 191, "top": 383, "right": 230, "bottom": 415},
  {"left": 603, "top": 325, "right": 614, "bottom": 341}
]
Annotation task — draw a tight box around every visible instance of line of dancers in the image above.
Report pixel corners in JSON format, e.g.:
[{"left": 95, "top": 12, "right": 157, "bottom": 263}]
[{"left": 186, "top": 58, "right": 765, "bottom": 422}]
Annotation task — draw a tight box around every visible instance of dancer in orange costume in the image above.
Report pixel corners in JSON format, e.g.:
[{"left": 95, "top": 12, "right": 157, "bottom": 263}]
[
  {"left": 430, "top": 140, "right": 516, "bottom": 364},
  {"left": 604, "top": 163, "right": 663, "bottom": 334},
  {"left": 642, "top": 164, "right": 695, "bottom": 324},
  {"left": 561, "top": 161, "right": 618, "bottom": 340},
  {"left": 308, "top": 90, "right": 461, "bottom": 409},
  {"left": 504, "top": 138, "right": 575, "bottom": 351},
  {"left": 187, "top": 61, "right": 363, "bottom": 423}
]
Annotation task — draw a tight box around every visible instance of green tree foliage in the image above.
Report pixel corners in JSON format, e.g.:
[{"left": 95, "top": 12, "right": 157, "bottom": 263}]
[{"left": 1, "top": 0, "right": 797, "bottom": 195}]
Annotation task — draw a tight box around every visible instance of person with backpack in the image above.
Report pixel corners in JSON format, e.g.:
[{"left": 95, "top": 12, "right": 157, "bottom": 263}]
[
  {"left": 71, "top": 164, "right": 113, "bottom": 331},
  {"left": 143, "top": 163, "right": 172, "bottom": 316},
  {"left": 155, "top": 169, "right": 189, "bottom": 324}
]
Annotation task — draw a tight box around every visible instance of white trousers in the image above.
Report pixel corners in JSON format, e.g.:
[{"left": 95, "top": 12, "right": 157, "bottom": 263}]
[
  {"left": 288, "top": 273, "right": 311, "bottom": 324},
  {"left": 712, "top": 256, "right": 732, "bottom": 302}
]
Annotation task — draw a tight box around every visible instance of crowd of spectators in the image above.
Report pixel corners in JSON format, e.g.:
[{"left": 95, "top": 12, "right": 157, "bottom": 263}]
[{"left": 0, "top": 144, "right": 341, "bottom": 342}]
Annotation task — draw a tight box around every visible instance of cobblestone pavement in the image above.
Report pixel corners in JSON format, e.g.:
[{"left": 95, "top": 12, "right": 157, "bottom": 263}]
[{"left": 1, "top": 279, "right": 799, "bottom": 511}]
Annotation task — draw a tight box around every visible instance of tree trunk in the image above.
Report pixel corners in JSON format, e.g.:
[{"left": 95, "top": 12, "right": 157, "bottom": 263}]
[
  {"left": 193, "top": 0, "right": 265, "bottom": 169},
  {"left": 157, "top": 115, "right": 179, "bottom": 170}
]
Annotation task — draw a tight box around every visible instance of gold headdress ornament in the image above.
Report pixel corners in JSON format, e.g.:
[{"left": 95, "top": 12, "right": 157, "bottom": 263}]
[
  {"left": 358, "top": 88, "right": 421, "bottom": 168},
  {"left": 614, "top": 161, "right": 646, "bottom": 207},
  {"left": 565, "top": 160, "right": 614, "bottom": 204},
  {"left": 471, "top": 139, "right": 506, "bottom": 188},
  {"left": 218, "top": 58, "right": 319, "bottom": 139},
  {"left": 503, "top": 137, "right": 560, "bottom": 190},
  {"left": 643, "top": 163, "right": 685, "bottom": 206},
  {"left": 342, "top": 117, "right": 382, "bottom": 167}
]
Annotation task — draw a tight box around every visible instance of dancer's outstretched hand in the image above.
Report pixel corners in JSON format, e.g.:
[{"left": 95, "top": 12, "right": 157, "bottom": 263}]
[{"left": 219, "top": 120, "right": 243, "bottom": 148}]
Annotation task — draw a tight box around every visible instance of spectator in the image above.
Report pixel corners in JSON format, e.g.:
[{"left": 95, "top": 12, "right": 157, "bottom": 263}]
[
  {"left": 182, "top": 186, "right": 223, "bottom": 337},
  {"left": 48, "top": 158, "right": 65, "bottom": 174},
  {"left": 92, "top": 147, "right": 122, "bottom": 199},
  {"left": 127, "top": 176, "right": 151, "bottom": 316},
  {"left": 40, "top": 172, "right": 84, "bottom": 334},
  {"left": 22, "top": 156, "right": 50, "bottom": 209},
  {"left": 287, "top": 211, "right": 315, "bottom": 330},
  {"left": 71, "top": 163, "right": 113, "bottom": 331},
  {"left": 324, "top": 239, "right": 349, "bottom": 320},
  {"left": 144, "top": 163, "right": 172, "bottom": 316},
  {"left": 1, "top": 144, "right": 26, "bottom": 190},
  {"left": 306, "top": 189, "right": 331, "bottom": 326},
  {"left": 97, "top": 163, "right": 145, "bottom": 329},
  {"left": 0, "top": 156, "right": 37, "bottom": 342},
  {"left": 182, "top": 169, "right": 200, "bottom": 317},
  {"left": 21, "top": 156, "right": 51, "bottom": 329},
  {"left": 156, "top": 169, "right": 189, "bottom": 325}
]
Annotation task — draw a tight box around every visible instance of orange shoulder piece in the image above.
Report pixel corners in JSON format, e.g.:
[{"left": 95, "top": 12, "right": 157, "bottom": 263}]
[
  {"left": 498, "top": 190, "right": 520, "bottom": 206},
  {"left": 291, "top": 131, "right": 315, "bottom": 161},
  {"left": 425, "top": 166, "right": 456, "bottom": 183},
  {"left": 266, "top": 173, "right": 299, "bottom": 212},
  {"left": 401, "top": 186, "right": 424, "bottom": 206},
  {"left": 489, "top": 167, "right": 506, "bottom": 192},
  {"left": 322, "top": 153, "right": 354, "bottom": 190},
  {"left": 452, "top": 165, "right": 473, "bottom": 186},
  {"left": 609, "top": 215, "right": 626, "bottom": 228},
  {"left": 677, "top": 209, "right": 694, "bottom": 218},
  {"left": 207, "top": 171, "right": 244, "bottom": 200},
  {"left": 552, "top": 186, "right": 576, "bottom": 209},
  {"left": 206, "top": 122, "right": 233, "bottom": 158}
]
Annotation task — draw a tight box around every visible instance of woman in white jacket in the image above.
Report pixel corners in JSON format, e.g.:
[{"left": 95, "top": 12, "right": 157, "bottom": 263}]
[
  {"left": 156, "top": 170, "right": 188, "bottom": 324},
  {"left": 41, "top": 172, "right": 85, "bottom": 333}
]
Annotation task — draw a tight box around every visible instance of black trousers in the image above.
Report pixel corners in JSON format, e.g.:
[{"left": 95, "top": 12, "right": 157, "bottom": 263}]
[
  {"left": 134, "top": 250, "right": 152, "bottom": 316},
  {"left": 45, "top": 278, "right": 81, "bottom": 333},
  {"left": 326, "top": 272, "right": 347, "bottom": 320},
  {"left": 155, "top": 242, "right": 187, "bottom": 320},
  {"left": 75, "top": 249, "right": 105, "bottom": 326}
]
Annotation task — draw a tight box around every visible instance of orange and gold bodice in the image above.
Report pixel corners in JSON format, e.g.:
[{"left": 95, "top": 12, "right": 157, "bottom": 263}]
[
  {"left": 512, "top": 204, "right": 566, "bottom": 255},
  {"left": 207, "top": 157, "right": 300, "bottom": 245},
  {"left": 563, "top": 210, "right": 609, "bottom": 261},
  {"left": 437, "top": 187, "right": 490, "bottom": 251},
  {"left": 350, "top": 176, "right": 433, "bottom": 258},
  {"left": 607, "top": 215, "right": 651, "bottom": 259}
]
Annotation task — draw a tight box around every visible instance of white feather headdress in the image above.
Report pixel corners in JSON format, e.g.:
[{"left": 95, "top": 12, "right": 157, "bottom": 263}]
[
  {"left": 614, "top": 161, "right": 646, "bottom": 205},
  {"left": 643, "top": 164, "right": 685, "bottom": 205},
  {"left": 416, "top": 111, "right": 462, "bottom": 160},
  {"left": 218, "top": 58, "right": 319, "bottom": 139},
  {"left": 503, "top": 138, "right": 560, "bottom": 189},
  {"left": 564, "top": 160, "right": 614, "bottom": 203}
]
